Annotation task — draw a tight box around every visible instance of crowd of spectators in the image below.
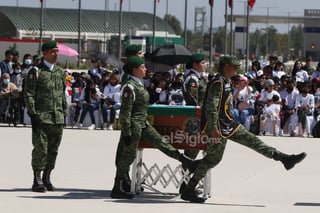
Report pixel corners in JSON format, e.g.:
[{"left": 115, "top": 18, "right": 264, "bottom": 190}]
[{"left": 0, "top": 50, "right": 320, "bottom": 137}]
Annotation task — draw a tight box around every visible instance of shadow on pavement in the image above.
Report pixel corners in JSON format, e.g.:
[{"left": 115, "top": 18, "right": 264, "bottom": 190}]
[
  {"left": 0, "top": 188, "right": 110, "bottom": 199},
  {"left": 294, "top": 202, "right": 320, "bottom": 206}
]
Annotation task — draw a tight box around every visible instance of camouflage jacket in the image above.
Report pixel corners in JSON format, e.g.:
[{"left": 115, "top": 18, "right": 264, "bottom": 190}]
[
  {"left": 24, "top": 61, "right": 67, "bottom": 124},
  {"left": 120, "top": 77, "right": 149, "bottom": 137},
  {"left": 201, "top": 74, "right": 241, "bottom": 138}
]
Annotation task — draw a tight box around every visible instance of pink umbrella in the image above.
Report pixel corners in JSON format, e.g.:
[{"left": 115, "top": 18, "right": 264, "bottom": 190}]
[{"left": 58, "top": 43, "right": 79, "bottom": 57}]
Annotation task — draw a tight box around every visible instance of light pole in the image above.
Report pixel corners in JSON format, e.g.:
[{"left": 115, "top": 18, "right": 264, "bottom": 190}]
[
  {"left": 184, "top": 0, "right": 188, "bottom": 47},
  {"left": 77, "top": 0, "right": 82, "bottom": 68},
  {"left": 39, "top": 0, "right": 44, "bottom": 54},
  {"left": 104, "top": 0, "right": 109, "bottom": 54}
]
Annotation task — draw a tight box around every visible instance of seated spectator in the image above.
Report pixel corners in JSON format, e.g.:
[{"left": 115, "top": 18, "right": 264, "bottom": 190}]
[
  {"left": 303, "top": 57, "right": 315, "bottom": 77},
  {"left": 292, "top": 60, "right": 309, "bottom": 83},
  {"left": 311, "top": 63, "right": 320, "bottom": 81},
  {"left": 312, "top": 78, "right": 320, "bottom": 122},
  {"left": 294, "top": 81, "right": 314, "bottom": 137},
  {"left": 101, "top": 72, "right": 121, "bottom": 130},
  {"left": 156, "top": 79, "right": 171, "bottom": 105},
  {"left": 259, "top": 95, "right": 281, "bottom": 136},
  {"left": 273, "top": 61, "right": 286, "bottom": 80},
  {"left": 279, "top": 77, "right": 299, "bottom": 135},
  {"left": 233, "top": 75, "right": 255, "bottom": 129},
  {"left": 78, "top": 79, "right": 101, "bottom": 130},
  {"left": 169, "top": 73, "right": 186, "bottom": 105},
  {"left": 70, "top": 72, "right": 84, "bottom": 125},
  {"left": 244, "top": 60, "right": 261, "bottom": 80},
  {"left": 0, "top": 73, "right": 19, "bottom": 124},
  {"left": 258, "top": 79, "right": 281, "bottom": 135}
]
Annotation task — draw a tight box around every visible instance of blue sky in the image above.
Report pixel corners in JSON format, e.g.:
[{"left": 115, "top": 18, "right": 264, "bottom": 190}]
[{"left": 0, "top": 0, "right": 312, "bottom": 32}]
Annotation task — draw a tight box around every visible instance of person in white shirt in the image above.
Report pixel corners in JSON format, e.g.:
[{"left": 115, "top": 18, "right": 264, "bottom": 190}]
[
  {"left": 272, "top": 61, "right": 286, "bottom": 80},
  {"left": 259, "top": 95, "right": 281, "bottom": 136},
  {"left": 292, "top": 60, "right": 309, "bottom": 82},
  {"left": 101, "top": 72, "right": 121, "bottom": 130},
  {"left": 294, "top": 81, "right": 315, "bottom": 137},
  {"left": 258, "top": 79, "right": 281, "bottom": 105},
  {"left": 258, "top": 79, "right": 281, "bottom": 135},
  {"left": 279, "top": 78, "right": 299, "bottom": 135}
]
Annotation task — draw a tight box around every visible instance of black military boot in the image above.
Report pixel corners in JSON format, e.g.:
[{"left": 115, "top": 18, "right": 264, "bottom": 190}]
[
  {"left": 180, "top": 178, "right": 207, "bottom": 203},
  {"left": 42, "top": 169, "right": 55, "bottom": 191},
  {"left": 110, "top": 177, "right": 135, "bottom": 199},
  {"left": 178, "top": 154, "right": 201, "bottom": 173},
  {"left": 122, "top": 174, "right": 131, "bottom": 192},
  {"left": 273, "top": 151, "right": 306, "bottom": 170},
  {"left": 32, "top": 170, "right": 46, "bottom": 193}
]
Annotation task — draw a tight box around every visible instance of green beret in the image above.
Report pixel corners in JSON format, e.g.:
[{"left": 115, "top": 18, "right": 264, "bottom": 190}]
[
  {"left": 12, "top": 49, "right": 19, "bottom": 56},
  {"left": 220, "top": 55, "right": 240, "bottom": 66},
  {"left": 127, "top": 56, "right": 145, "bottom": 69},
  {"left": 41, "top": 40, "right": 58, "bottom": 51},
  {"left": 125, "top": 44, "right": 142, "bottom": 57},
  {"left": 33, "top": 54, "right": 41, "bottom": 60},
  {"left": 190, "top": 53, "right": 205, "bottom": 63}
]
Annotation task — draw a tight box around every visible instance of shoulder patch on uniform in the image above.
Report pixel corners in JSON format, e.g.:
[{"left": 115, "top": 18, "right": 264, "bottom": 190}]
[
  {"left": 121, "top": 84, "right": 135, "bottom": 102},
  {"left": 26, "top": 66, "right": 39, "bottom": 80}
]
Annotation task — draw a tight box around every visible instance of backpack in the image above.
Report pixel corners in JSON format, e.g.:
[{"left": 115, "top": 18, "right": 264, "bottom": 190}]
[{"left": 312, "top": 121, "right": 320, "bottom": 138}]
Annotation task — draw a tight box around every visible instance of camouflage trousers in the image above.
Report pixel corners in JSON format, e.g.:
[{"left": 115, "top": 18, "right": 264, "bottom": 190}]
[
  {"left": 31, "top": 123, "right": 64, "bottom": 170},
  {"left": 115, "top": 124, "right": 181, "bottom": 178},
  {"left": 191, "top": 125, "right": 277, "bottom": 182}
]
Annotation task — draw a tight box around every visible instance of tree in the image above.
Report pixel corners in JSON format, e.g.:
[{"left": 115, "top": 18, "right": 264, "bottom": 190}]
[
  {"left": 163, "top": 14, "right": 182, "bottom": 35},
  {"left": 212, "top": 27, "right": 227, "bottom": 54},
  {"left": 289, "top": 24, "right": 304, "bottom": 59}
]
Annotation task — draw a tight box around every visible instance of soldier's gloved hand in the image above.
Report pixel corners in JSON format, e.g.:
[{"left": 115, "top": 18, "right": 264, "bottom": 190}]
[{"left": 123, "top": 136, "right": 132, "bottom": 146}]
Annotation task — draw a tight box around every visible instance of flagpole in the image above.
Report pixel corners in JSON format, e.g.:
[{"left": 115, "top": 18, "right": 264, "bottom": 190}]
[
  {"left": 39, "top": 0, "right": 44, "bottom": 54},
  {"left": 229, "top": 2, "right": 233, "bottom": 55},
  {"left": 224, "top": 0, "right": 228, "bottom": 54},
  {"left": 209, "top": 2, "right": 213, "bottom": 73},
  {"left": 152, "top": 0, "right": 157, "bottom": 52},
  {"left": 118, "top": 0, "right": 123, "bottom": 60},
  {"left": 184, "top": 0, "right": 188, "bottom": 47},
  {"left": 245, "top": 1, "right": 249, "bottom": 73},
  {"left": 77, "top": 0, "right": 82, "bottom": 68}
]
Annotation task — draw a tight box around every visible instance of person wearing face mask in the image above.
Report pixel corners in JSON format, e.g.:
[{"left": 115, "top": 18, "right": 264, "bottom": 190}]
[
  {"left": 279, "top": 78, "right": 300, "bottom": 136},
  {"left": 21, "top": 54, "right": 33, "bottom": 72},
  {"left": 10, "top": 63, "right": 24, "bottom": 124},
  {"left": 0, "top": 73, "right": 19, "bottom": 123}
]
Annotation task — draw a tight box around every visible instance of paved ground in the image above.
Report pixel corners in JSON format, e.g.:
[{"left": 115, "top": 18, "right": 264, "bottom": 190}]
[{"left": 0, "top": 125, "right": 319, "bottom": 213}]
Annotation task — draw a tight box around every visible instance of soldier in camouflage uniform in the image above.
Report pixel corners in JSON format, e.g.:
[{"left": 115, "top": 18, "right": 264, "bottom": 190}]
[
  {"left": 181, "top": 53, "right": 207, "bottom": 191},
  {"left": 24, "top": 40, "right": 67, "bottom": 193},
  {"left": 180, "top": 55, "right": 307, "bottom": 203},
  {"left": 111, "top": 56, "right": 199, "bottom": 199},
  {"left": 183, "top": 53, "right": 207, "bottom": 107}
]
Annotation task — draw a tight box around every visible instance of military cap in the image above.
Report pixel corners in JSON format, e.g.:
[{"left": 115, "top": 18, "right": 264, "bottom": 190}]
[
  {"left": 125, "top": 44, "right": 142, "bottom": 57},
  {"left": 33, "top": 54, "right": 41, "bottom": 60},
  {"left": 220, "top": 55, "right": 240, "bottom": 66},
  {"left": 41, "top": 40, "right": 58, "bottom": 51},
  {"left": 189, "top": 53, "right": 205, "bottom": 63},
  {"left": 12, "top": 49, "right": 19, "bottom": 56},
  {"left": 127, "top": 56, "right": 145, "bottom": 69}
]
